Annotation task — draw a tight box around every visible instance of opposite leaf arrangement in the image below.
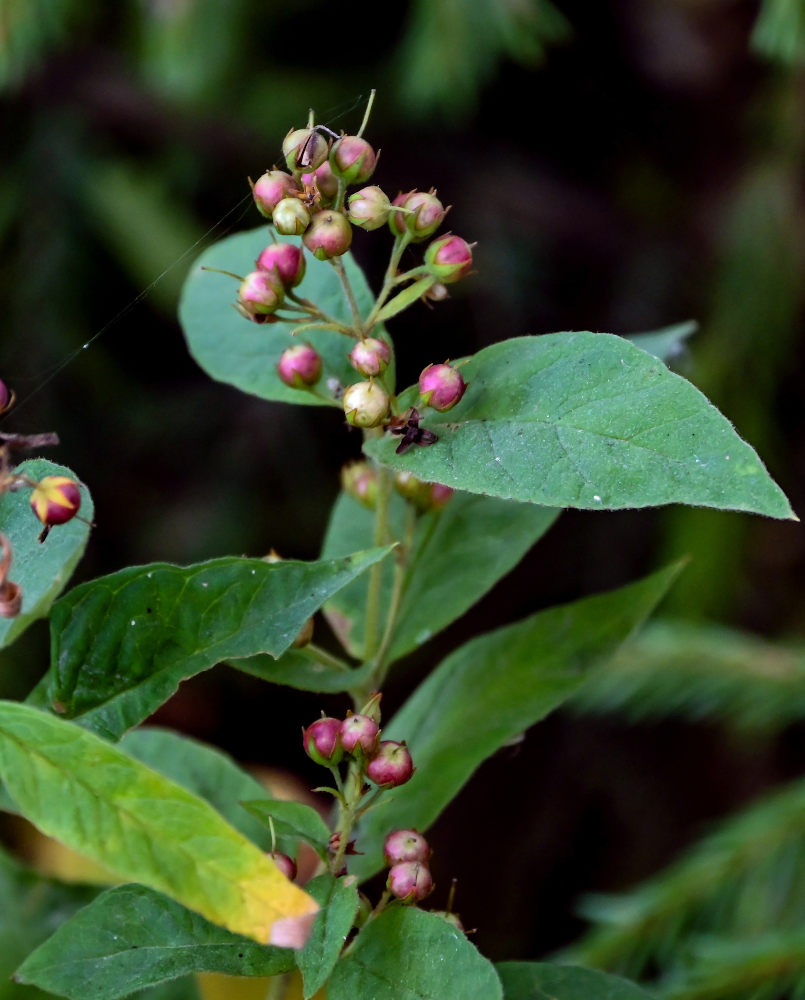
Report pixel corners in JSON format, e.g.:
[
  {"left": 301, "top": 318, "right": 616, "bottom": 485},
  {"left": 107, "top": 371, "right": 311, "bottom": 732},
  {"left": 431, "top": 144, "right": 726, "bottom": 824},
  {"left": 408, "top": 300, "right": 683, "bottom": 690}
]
[{"left": 0, "top": 95, "right": 795, "bottom": 1000}]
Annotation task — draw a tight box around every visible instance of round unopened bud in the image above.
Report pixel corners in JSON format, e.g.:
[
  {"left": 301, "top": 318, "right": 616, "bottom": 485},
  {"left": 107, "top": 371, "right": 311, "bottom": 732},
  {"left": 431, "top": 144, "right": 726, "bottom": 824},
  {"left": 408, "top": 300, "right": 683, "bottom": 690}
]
[
  {"left": 419, "top": 363, "right": 467, "bottom": 412},
  {"left": 277, "top": 344, "right": 322, "bottom": 389},
  {"left": 303, "top": 717, "right": 343, "bottom": 767},
  {"left": 256, "top": 243, "right": 306, "bottom": 288},
  {"left": 273, "top": 197, "right": 311, "bottom": 236},
  {"left": 301, "top": 161, "right": 339, "bottom": 201},
  {"left": 394, "top": 471, "right": 453, "bottom": 512},
  {"left": 268, "top": 851, "right": 298, "bottom": 881},
  {"left": 343, "top": 381, "right": 390, "bottom": 428},
  {"left": 366, "top": 740, "right": 414, "bottom": 787},
  {"left": 30, "top": 476, "right": 81, "bottom": 528},
  {"left": 0, "top": 379, "right": 13, "bottom": 414},
  {"left": 424, "top": 235, "right": 473, "bottom": 284},
  {"left": 387, "top": 861, "right": 433, "bottom": 902},
  {"left": 348, "top": 338, "right": 391, "bottom": 377},
  {"left": 252, "top": 170, "right": 301, "bottom": 219},
  {"left": 340, "top": 713, "right": 380, "bottom": 755},
  {"left": 383, "top": 829, "right": 430, "bottom": 866},
  {"left": 391, "top": 190, "right": 447, "bottom": 242},
  {"left": 238, "top": 270, "right": 285, "bottom": 317},
  {"left": 348, "top": 186, "right": 391, "bottom": 230},
  {"left": 341, "top": 461, "right": 379, "bottom": 509},
  {"left": 303, "top": 210, "right": 352, "bottom": 260},
  {"left": 330, "top": 135, "right": 377, "bottom": 185},
  {"left": 283, "top": 128, "right": 330, "bottom": 173}
]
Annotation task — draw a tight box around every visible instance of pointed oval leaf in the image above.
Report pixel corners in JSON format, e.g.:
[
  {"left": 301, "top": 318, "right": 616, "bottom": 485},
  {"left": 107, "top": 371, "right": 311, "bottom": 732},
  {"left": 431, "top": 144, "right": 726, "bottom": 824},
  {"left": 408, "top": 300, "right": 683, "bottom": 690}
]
[
  {"left": 0, "top": 459, "right": 93, "bottom": 651},
  {"left": 0, "top": 702, "right": 317, "bottom": 944},
  {"left": 625, "top": 320, "right": 697, "bottom": 362},
  {"left": 351, "top": 563, "right": 683, "bottom": 881},
  {"left": 231, "top": 649, "right": 374, "bottom": 694},
  {"left": 15, "top": 884, "right": 295, "bottom": 1000},
  {"left": 497, "top": 962, "right": 656, "bottom": 999},
  {"left": 297, "top": 874, "right": 359, "bottom": 999},
  {"left": 32, "top": 547, "right": 391, "bottom": 740},
  {"left": 179, "top": 227, "right": 388, "bottom": 406},
  {"left": 364, "top": 333, "right": 794, "bottom": 518},
  {"left": 321, "top": 490, "right": 559, "bottom": 661},
  {"left": 327, "top": 908, "right": 502, "bottom": 1000}
]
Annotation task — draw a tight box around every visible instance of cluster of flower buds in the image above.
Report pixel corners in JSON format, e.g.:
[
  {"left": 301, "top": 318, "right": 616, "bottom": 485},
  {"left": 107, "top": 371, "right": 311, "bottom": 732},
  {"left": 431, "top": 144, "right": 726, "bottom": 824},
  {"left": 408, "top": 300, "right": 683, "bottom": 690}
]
[
  {"left": 383, "top": 828, "right": 434, "bottom": 903},
  {"left": 303, "top": 697, "right": 414, "bottom": 789},
  {"left": 235, "top": 241, "right": 307, "bottom": 323}
]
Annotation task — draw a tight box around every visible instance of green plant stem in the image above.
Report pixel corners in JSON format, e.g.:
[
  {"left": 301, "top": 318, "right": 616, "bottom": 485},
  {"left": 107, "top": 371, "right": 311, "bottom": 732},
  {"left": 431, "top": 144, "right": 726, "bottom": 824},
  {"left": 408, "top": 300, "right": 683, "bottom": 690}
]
[
  {"left": 357, "top": 89, "right": 376, "bottom": 138},
  {"left": 286, "top": 291, "right": 353, "bottom": 335},
  {"left": 330, "top": 759, "right": 363, "bottom": 874},
  {"left": 365, "top": 232, "right": 413, "bottom": 330},
  {"left": 371, "top": 505, "right": 416, "bottom": 687},
  {"left": 299, "top": 644, "right": 352, "bottom": 672},
  {"left": 330, "top": 256, "right": 364, "bottom": 333},
  {"left": 362, "top": 451, "right": 392, "bottom": 663}
]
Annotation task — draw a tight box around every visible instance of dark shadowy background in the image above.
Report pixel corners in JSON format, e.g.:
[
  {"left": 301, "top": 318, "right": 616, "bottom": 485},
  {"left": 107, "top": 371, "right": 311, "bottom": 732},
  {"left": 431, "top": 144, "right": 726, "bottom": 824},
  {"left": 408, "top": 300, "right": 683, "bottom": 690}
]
[{"left": 0, "top": 0, "right": 803, "bottom": 962}]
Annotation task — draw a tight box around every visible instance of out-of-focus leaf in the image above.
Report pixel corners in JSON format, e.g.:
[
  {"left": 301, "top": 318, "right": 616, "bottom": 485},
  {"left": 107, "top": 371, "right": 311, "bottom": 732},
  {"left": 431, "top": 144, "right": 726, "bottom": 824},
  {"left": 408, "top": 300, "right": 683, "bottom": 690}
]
[
  {"left": 752, "top": 0, "right": 805, "bottom": 66},
  {"left": 625, "top": 321, "right": 697, "bottom": 363},
  {"left": 497, "top": 962, "right": 656, "bottom": 999}
]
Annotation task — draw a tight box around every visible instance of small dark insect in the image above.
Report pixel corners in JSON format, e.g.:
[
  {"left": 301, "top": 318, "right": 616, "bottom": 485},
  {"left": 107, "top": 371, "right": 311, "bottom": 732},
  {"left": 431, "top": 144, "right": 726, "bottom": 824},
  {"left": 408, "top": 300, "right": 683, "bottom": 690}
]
[{"left": 387, "top": 408, "right": 439, "bottom": 455}]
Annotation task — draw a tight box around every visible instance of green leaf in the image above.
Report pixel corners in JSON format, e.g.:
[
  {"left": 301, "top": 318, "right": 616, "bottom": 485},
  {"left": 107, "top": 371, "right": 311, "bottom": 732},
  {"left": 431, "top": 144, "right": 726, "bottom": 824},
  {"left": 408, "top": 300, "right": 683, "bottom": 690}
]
[
  {"left": 120, "top": 728, "right": 275, "bottom": 850},
  {"left": 352, "top": 563, "right": 682, "bottom": 881},
  {"left": 241, "top": 799, "right": 331, "bottom": 858},
  {"left": 327, "top": 907, "right": 502, "bottom": 1000},
  {"left": 297, "top": 874, "right": 359, "bottom": 999},
  {"left": 321, "top": 489, "right": 559, "bottom": 661},
  {"left": 179, "top": 226, "right": 385, "bottom": 406},
  {"left": 364, "top": 333, "right": 794, "bottom": 519},
  {"left": 497, "top": 962, "right": 656, "bottom": 999},
  {"left": 624, "top": 321, "right": 697, "bottom": 363},
  {"left": 0, "top": 458, "right": 93, "bottom": 651},
  {"left": 32, "top": 547, "right": 391, "bottom": 740},
  {"left": 15, "top": 884, "right": 295, "bottom": 1000},
  {"left": 231, "top": 648, "right": 374, "bottom": 693},
  {"left": 0, "top": 845, "right": 97, "bottom": 1000},
  {"left": 373, "top": 276, "right": 436, "bottom": 324},
  {"left": 0, "top": 702, "right": 317, "bottom": 944}
]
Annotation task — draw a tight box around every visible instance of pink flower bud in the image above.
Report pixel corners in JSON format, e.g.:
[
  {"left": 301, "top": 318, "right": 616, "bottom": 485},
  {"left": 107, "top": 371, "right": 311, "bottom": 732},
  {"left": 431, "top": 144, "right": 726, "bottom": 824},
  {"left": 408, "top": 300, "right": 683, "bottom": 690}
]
[
  {"left": 329, "top": 135, "right": 377, "bottom": 185},
  {"left": 252, "top": 170, "right": 301, "bottom": 219},
  {"left": 390, "top": 190, "right": 447, "bottom": 242},
  {"left": 30, "top": 476, "right": 81, "bottom": 528},
  {"left": 273, "top": 198, "right": 311, "bottom": 236},
  {"left": 424, "top": 235, "right": 474, "bottom": 284},
  {"left": 268, "top": 851, "right": 297, "bottom": 881},
  {"left": 255, "top": 242, "right": 306, "bottom": 288},
  {"left": 303, "top": 210, "right": 353, "bottom": 260},
  {"left": 366, "top": 740, "right": 414, "bottom": 787},
  {"left": 301, "top": 161, "right": 340, "bottom": 201},
  {"left": 348, "top": 337, "right": 391, "bottom": 377},
  {"left": 342, "top": 380, "right": 390, "bottom": 428},
  {"left": 383, "top": 829, "right": 430, "bottom": 866},
  {"left": 283, "top": 128, "right": 330, "bottom": 172},
  {"left": 238, "top": 270, "right": 285, "bottom": 317},
  {"left": 387, "top": 861, "right": 433, "bottom": 902},
  {"left": 277, "top": 344, "right": 322, "bottom": 389},
  {"left": 341, "top": 461, "right": 379, "bottom": 509},
  {"left": 340, "top": 713, "right": 380, "bottom": 755},
  {"left": 348, "top": 186, "right": 391, "bottom": 231},
  {"left": 303, "top": 716, "right": 343, "bottom": 767},
  {"left": 394, "top": 471, "right": 453, "bottom": 512},
  {"left": 418, "top": 363, "right": 467, "bottom": 412},
  {"left": 0, "top": 379, "right": 13, "bottom": 414}
]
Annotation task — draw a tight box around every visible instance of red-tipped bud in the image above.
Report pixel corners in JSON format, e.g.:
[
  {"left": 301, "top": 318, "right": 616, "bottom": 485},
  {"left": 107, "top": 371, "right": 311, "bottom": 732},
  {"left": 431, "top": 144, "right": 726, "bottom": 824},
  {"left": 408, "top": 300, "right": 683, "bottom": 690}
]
[
  {"left": 238, "top": 270, "right": 285, "bottom": 317},
  {"left": 383, "top": 829, "right": 430, "bottom": 866},
  {"left": 0, "top": 379, "right": 13, "bottom": 414},
  {"left": 277, "top": 344, "right": 322, "bottom": 389},
  {"left": 292, "top": 616, "right": 314, "bottom": 648},
  {"left": 268, "top": 851, "right": 298, "bottom": 881},
  {"left": 390, "top": 190, "right": 447, "bottom": 242},
  {"left": 424, "top": 235, "right": 474, "bottom": 284},
  {"left": 343, "top": 380, "right": 390, "bottom": 428},
  {"left": 340, "top": 713, "right": 380, "bottom": 756},
  {"left": 301, "top": 161, "right": 339, "bottom": 201},
  {"left": 329, "top": 135, "right": 377, "bottom": 185},
  {"left": 303, "top": 210, "right": 352, "bottom": 260},
  {"left": 256, "top": 243, "right": 306, "bottom": 288},
  {"left": 418, "top": 363, "right": 467, "bottom": 412},
  {"left": 394, "top": 471, "right": 453, "bottom": 512},
  {"left": 366, "top": 740, "right": 414, "bottom": 788},
  {"left": 387, "top": 861, "right": 433, "bottom": 902},
  {"left": 341, "top": 461, "right": 379, "bottom": 509},
  {"left": 273, "top": 198, "right": 311, "bottom": 236},
  {"left": 348, "top": 186, "right": 391, "bottom": 231},
  {"left": 30, "top": 476, "right": 81, "bottom": 528},
  {"left": 303, "top": 717, "right": 343, "bottom": 767},
  {"left": 348, "top": 337, "right": 391, "bottom": 377},
  {"left": 252, "top": 170, "right": 302, "bottom": 219},
  {"left": 283, "top": 128, "right": 330, "bottom": 173}
]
